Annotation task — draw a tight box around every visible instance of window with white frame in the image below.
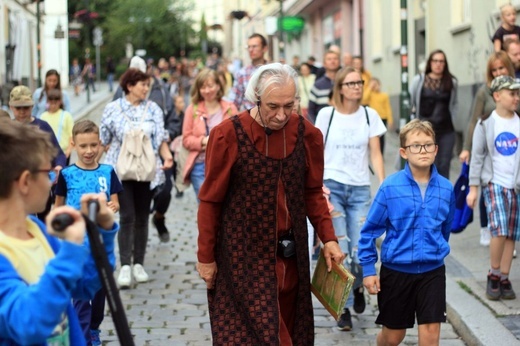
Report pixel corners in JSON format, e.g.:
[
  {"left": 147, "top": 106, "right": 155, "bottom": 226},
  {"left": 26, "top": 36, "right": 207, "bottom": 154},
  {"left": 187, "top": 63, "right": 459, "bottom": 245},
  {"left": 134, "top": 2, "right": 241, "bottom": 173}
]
[
  {"left": 392, "top": 0, "right": 401, "bottom": 49},
  {"left": 452, "top": 0, "right": 471, "bottom": 26},
  {"left": 371, "top": 0, "right": 383, "bottom": 56}
]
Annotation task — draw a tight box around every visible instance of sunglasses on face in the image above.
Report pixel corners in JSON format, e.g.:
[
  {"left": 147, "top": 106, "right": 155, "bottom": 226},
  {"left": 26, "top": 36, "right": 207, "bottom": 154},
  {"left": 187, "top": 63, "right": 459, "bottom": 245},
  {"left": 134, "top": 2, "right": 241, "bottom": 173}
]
[{"left": 14, "top": 106, "right": 31, "bottom": 110}]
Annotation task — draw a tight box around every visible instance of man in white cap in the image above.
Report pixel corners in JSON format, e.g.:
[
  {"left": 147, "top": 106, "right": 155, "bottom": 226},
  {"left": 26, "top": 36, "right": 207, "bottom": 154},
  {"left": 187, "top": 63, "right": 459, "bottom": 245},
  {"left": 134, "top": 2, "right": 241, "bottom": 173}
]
[{"left": 113, "top": 57, "right": 181, "bottom": 242}]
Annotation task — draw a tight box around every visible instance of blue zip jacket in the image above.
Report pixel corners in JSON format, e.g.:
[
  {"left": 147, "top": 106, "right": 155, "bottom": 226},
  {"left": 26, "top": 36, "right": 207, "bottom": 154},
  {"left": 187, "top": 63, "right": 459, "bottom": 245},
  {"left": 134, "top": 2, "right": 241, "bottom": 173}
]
[
  {"left": 0, "top": 216, "right": 118, "bottom": 345},
  {"left": 359, "top": 163, "right": 455, "bottom": 277}
]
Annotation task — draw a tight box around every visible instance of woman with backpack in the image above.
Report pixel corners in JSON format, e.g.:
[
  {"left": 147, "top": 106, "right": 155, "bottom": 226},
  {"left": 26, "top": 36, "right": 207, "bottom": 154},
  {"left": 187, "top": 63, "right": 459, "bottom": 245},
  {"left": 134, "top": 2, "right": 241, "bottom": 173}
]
[
  {"left": 315, "top": 66, "right": 386, "bottom": 331},
  {"left": 99, "top": 68, "right": 173, "bottom": 289}
]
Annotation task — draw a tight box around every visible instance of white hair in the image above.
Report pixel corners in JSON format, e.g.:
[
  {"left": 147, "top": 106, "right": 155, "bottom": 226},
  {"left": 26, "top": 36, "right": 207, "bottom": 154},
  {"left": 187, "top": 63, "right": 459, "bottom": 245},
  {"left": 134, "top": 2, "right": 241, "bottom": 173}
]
[{"left": 245, "top": 63, "right": 299, "bottom": 104}]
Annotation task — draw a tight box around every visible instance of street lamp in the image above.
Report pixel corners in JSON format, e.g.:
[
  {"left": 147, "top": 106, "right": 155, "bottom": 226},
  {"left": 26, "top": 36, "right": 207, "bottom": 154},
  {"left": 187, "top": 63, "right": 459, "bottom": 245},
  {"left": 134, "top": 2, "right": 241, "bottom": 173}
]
[{"left": 277, "top": 0, "right": 285, "bottom": 60}]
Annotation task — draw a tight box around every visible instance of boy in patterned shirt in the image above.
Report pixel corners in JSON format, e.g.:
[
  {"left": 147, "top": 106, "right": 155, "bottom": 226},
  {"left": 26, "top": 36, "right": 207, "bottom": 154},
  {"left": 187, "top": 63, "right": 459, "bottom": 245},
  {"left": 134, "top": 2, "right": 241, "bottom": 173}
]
[{"left": 55, "top": 120, "right": 123, "bottom": 345}]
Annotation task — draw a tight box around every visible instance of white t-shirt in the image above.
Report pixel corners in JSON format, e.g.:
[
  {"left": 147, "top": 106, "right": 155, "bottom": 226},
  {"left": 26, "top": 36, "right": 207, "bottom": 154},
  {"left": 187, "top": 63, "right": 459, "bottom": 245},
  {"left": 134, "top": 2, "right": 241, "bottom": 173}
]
[
  {"left": 491, "top": 111, "right": 519, "bottom": 189},
  {"left": 315, "top": 106, "right": 387, "bottom": 185}
]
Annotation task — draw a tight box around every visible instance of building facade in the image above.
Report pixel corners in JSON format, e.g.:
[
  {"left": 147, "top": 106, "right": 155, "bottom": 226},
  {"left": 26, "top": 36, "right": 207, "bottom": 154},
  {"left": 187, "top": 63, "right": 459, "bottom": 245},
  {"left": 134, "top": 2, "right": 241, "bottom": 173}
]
[{"left": 0, "top": 0, "right": 69, "bottom": 107}]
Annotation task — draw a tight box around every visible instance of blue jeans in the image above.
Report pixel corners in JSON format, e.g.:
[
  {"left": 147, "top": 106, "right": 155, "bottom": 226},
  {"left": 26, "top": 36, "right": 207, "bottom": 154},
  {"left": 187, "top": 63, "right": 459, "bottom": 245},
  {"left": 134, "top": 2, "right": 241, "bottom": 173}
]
[
  {"left": 324, "top": 179, "right": 371, "bottom": 309},
  {"left": 190, "top": 162, "right": 205, "bottom": 203},
  {"left": 107, "top": 73, "right": 115, "bottom": 92}
]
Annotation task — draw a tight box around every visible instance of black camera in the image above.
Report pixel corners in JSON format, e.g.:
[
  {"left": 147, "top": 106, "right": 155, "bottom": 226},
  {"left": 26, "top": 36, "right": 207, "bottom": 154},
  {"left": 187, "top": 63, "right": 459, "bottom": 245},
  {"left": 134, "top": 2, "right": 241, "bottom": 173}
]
[{"left": 277, "top": 232, "right": 296, "bottom": 258}]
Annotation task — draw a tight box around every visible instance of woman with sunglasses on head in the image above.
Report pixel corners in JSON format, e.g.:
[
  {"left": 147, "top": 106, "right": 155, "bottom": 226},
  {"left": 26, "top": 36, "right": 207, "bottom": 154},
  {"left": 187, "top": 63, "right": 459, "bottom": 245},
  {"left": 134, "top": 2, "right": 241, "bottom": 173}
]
[
  {"left": 32, "top": 69, "right": 72, "bottom": 119},
  {"left": 410, "top": 49, "right": 458, "bottom": 179},
  {"left": 315, "top": 66, "right": 386, "bottom": 331},
  {"left": 40, "top": 89, "right": 74, "bottom": 165}
]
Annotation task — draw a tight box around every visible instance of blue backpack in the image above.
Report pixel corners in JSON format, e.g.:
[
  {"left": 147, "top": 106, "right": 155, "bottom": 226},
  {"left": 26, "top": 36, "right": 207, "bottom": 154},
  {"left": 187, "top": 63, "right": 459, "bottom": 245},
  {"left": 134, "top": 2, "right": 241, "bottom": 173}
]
[{"left": 451, "top": 162, "right": 474, "bottom": 233}]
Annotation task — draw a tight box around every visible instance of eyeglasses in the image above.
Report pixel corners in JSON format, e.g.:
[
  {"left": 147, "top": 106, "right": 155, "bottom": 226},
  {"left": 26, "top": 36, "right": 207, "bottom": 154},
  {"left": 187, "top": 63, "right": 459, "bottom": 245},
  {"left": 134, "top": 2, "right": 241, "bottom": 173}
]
[
  {"left": 431, "top": 59, "right": 446, "bottom": 64},
  {"left": 14, "top": 106, "right": 31, "bottom": 110},
  {"left": 35, "top": 169, "right": 57, "bottom": 183},
  {"left": 341, "top": 81, "right": 364, "bottom": 88},
  {"left": 246, "top": 45, "right": 262, "bottom": 50},
  {"left": 404, "top": 143, "right": 437, "bottom": 154},
  {"left": 48, "top": 97, "right": 61, "bottom": 101}
]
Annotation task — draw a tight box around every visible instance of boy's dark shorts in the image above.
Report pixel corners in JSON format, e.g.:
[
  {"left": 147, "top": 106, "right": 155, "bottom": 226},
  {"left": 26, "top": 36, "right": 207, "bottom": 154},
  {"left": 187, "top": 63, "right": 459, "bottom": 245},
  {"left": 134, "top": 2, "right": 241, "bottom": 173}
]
[{"left": 375, "top": 265, "right": 446, "bottom": 329}]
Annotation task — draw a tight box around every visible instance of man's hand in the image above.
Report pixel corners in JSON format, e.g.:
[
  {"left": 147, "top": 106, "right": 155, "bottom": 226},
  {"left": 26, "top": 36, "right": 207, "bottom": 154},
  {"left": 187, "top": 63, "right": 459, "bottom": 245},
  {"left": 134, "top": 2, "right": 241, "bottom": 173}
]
[
  {"left": 196, "top": 261, "right": 217, "bottom": 289},
  {"left": 322, "top": 241, "right": 345, "bottom": 272},
  {"left": 363, "top": 275, "right": 380, "bottom": 295}
]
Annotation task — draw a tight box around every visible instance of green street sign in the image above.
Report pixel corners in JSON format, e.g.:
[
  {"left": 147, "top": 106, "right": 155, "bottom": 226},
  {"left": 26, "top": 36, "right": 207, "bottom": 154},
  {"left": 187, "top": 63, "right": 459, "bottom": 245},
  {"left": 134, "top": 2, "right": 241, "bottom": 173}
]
[{"left": 278, "top": 16, "right": 305, "bottom": 33}]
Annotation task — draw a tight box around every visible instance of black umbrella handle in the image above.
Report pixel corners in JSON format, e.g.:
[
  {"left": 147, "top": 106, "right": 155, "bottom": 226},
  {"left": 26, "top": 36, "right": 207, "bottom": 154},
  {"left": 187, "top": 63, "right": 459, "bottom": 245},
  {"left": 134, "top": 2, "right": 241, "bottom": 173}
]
[{"left": 84, "top": 200, "right": 134, "bottom": 345}]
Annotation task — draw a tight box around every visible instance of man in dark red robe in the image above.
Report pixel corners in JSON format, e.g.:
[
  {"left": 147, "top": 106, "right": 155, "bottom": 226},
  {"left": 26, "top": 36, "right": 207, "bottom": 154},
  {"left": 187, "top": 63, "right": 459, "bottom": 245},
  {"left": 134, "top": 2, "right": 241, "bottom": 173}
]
[{"left": 197, "top": 63, "right": 344, "bottom": 345}]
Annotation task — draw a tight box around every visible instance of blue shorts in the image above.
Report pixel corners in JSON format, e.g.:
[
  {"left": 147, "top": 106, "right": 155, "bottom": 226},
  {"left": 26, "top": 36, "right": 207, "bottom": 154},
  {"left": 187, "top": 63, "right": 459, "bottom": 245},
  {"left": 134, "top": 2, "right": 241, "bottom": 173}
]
[
  {"left": 375, "top": 265, "right": 446, "bottom": 329},
  {"left": 483, "top": 183, "right": 520, "bottom": 241}
]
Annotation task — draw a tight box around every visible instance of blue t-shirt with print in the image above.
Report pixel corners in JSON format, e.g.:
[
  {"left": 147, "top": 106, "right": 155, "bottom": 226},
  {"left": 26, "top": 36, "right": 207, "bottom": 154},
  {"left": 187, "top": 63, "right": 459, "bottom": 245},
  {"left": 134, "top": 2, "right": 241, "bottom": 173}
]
[{"left": 55, "top": 164, "right": 123, "bottom": 210}]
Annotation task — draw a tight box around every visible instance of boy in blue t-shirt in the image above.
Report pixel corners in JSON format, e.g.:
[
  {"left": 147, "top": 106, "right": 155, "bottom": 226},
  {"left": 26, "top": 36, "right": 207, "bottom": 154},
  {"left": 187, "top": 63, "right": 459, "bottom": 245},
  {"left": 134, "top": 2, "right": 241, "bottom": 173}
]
[
  {"left": 55, "top": 120, "right": 123, "bottom": 346},
  {"left": 358, "top": 119, "right": 455, "bottom": 345}
]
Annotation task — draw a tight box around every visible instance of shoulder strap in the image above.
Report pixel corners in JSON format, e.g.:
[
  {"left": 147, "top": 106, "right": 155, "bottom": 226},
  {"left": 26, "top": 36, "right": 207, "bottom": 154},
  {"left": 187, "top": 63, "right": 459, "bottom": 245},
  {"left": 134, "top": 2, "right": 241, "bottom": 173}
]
[
  {"left": 119, "top": 99, "right": 150, "bottom": 129},
  {"left": 363, "top": 106, "right": 370, "bottom": 125},
  {"left": 324, "top": 108, "right": 335, "bottom": 145},
  {"left": 159, "top": 84, "right": 167, "bottom": 114},
  {"left": 57, "top": 110, "right": 65, "bottom": 142}
]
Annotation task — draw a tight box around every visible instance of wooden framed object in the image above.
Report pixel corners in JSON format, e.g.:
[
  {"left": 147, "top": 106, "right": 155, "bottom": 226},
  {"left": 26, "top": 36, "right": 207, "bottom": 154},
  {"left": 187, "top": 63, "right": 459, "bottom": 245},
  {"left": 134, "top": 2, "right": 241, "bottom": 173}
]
[{"left": 311, "top": 250, "right": 355, "bottom": 320}]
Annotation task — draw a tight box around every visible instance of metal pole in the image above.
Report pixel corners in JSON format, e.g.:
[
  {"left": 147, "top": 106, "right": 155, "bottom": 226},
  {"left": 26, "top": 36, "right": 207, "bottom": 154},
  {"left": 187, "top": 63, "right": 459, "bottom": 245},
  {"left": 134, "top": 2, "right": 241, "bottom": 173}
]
[
  {"left": 84, "top": 0, "right": 91, "bottom": 103},
  {"left": 278, "top": 0, "right": 285, "bottom": 60},
  {"left": 399, "top": 0, "right": 411, "bottom": 168},
  {"left": 36, "top": 0, "right": 42, "bottom": 87}
]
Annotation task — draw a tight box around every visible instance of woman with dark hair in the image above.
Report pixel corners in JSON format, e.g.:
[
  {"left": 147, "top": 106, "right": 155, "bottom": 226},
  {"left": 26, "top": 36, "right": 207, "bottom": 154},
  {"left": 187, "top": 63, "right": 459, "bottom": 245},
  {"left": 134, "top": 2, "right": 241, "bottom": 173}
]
[
  {"left": 410, "top": 49, "right": 458, "bottom": 178},
  {"left": 32, "top": 69, "right": 71, "bottom": 118},
  {"left": 100, "top": 68, "right": 173, "bottom": 289}
]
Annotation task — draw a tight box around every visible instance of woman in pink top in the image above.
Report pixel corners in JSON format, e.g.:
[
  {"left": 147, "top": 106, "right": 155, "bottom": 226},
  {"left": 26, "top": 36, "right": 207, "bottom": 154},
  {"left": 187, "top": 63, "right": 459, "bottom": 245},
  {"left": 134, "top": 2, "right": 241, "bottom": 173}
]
[{"left": 182, "top": 69, "right": 238, "bottom": 201}]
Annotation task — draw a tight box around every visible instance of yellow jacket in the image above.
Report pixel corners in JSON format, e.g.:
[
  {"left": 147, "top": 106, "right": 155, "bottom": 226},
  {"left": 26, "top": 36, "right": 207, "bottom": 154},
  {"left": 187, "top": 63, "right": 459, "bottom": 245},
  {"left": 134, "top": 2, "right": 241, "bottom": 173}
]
[{"left": 365, "top": 90, "right": 393, "bottom": 126}]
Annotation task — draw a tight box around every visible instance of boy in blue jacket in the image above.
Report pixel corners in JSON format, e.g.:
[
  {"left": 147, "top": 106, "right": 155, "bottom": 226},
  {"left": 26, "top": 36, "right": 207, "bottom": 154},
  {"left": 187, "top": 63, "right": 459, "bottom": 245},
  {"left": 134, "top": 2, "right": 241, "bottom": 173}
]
[
  {"left": 0, "top": 119, "right": 118, "bottom": 345},
  {"left": 358, "top": 119, "right": 455, "bottom": 345}
]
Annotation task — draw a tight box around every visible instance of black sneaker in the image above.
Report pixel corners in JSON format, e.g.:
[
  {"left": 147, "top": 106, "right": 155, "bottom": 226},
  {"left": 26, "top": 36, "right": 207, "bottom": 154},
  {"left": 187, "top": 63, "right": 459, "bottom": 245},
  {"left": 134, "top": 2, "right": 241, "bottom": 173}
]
[
  {"left": 486, "top": 273, "right": 501, "bottom": 300},
  {"left": 152, "top": 214, "right": 170, "bottom": 243},
  {"left": 175, "top": 191, "right": 184, "bottom": 199},
  {"left": 337, "top": 308, "right": 353, "bottom": 331},
  {"left": 353, "top": 287, "right": 366, "bottom": 314},
  {"left": 500, "top": 279, "right": 516, "bottom": 300}
]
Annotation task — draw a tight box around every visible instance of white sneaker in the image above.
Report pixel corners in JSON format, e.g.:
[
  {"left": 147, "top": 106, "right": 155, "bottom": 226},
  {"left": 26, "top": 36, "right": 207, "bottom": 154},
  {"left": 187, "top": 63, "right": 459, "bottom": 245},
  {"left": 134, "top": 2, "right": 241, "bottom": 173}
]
[
  {"left": 132, "top": 264, "right": 149, "bottom": 283},
  {"left": 117, "top": 265, "right": 132, "bottom": 288},
  {"left": 514, "top": 249, "right": 517, "bottom": 259},
  {"left": 480, "top": 228, "right": 491, "bottom": 246}
]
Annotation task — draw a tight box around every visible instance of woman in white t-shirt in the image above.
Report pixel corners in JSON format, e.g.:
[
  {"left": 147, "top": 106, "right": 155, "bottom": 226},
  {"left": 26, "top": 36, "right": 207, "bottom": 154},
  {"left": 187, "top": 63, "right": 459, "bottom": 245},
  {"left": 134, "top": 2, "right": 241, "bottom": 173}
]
[{"left": 315, "top": 66, "right": 386, "bottom": 330}]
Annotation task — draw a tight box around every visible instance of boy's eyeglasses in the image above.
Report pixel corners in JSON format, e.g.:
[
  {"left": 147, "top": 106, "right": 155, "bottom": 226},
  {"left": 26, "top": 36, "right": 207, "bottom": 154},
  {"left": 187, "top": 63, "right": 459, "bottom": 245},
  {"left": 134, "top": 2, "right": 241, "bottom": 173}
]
[
  {"left": 404, "top": 143, "right": 437, "bottom": 154},
  {"left": 35, "top": 169, "right": 57, "bottom": 183},
  {"left": 341, "top": 81, "right": 364, "bottom": 89}
]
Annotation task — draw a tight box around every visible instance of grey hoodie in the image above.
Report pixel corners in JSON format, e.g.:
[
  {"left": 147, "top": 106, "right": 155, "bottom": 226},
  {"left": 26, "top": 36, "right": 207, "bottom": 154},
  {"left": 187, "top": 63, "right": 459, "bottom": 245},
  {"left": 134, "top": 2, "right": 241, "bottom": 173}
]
[{"left": 469, "top": 111, "right": 520, "bottom": 192}]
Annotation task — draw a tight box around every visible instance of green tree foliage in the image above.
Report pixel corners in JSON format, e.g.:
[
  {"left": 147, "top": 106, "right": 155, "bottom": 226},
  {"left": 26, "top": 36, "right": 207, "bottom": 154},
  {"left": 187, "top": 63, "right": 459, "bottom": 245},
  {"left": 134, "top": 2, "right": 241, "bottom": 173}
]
[{"left": 68, "top": 0, "right": 196, "bottom": 70}]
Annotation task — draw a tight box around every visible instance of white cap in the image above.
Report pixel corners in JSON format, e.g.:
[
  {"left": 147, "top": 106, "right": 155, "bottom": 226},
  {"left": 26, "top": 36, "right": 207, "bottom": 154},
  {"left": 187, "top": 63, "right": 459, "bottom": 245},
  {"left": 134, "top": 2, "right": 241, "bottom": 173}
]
[{"left": 129, "top": 56, "right": 146, "bottom": 73}]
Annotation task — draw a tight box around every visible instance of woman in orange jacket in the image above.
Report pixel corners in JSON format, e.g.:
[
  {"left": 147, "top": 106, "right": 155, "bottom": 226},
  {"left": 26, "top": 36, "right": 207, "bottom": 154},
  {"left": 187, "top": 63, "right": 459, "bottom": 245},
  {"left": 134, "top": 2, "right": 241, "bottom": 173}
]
[{"left": 182, "top": 69, "right": 238, "bottom": 202}]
